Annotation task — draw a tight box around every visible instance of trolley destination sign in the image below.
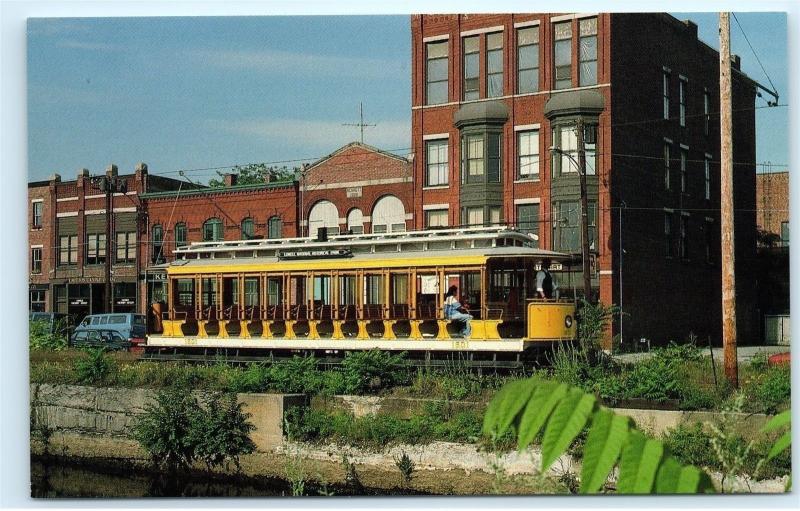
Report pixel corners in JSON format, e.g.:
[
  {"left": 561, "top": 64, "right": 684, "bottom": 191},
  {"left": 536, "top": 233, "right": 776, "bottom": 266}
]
[{"left": 277, "top": 248, "right": 353, "bottom": 260}]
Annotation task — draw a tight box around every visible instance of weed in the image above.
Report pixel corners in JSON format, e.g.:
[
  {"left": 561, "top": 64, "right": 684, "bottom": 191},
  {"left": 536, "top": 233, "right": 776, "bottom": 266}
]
[
  {"left": 284, "top": 451, "right": 307, "bottom": 496},
  {"left": 341, "top": 454, "right": 362, "bottom": 492},
  {"left": 340, "top": 350, "right": 410, "bottom": 394},
  {"left": 73, "top": 348, "right": 114, "bottom": 384},
  {"left": 394, "top": 451, "right": 415, "bottom": 486},
  {"left": 189, "top": 392, "right": 256, "bottom": 472},
  {"left": 739, "top": 365, "right": 790, "bottom": 414},
  {"left": 29, "top": 320, "right": 68, "bottom": 352}
]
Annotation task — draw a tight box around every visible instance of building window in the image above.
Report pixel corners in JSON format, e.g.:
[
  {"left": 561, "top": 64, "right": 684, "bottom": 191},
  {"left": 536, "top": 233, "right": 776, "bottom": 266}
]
[
  {"left": 585, "top": 125, "right": 598, "bottom": 175},
  {"left": 241, "top": 218, "right": 255, "bottom": 240},
  {"left": 516, "top": 203, "right": 539, "bottom": 247},
  {"left": 424, "top": 209, "right": 448, "bottom": 228},
  {"left": 680, "top": 214, "right": 689, "bottom": 260},
  {"left": 58, "top": 235, "right": 77, "bottom": 265},
  {"left": 517, "top": 130, "right": 540, "bottom": 180},
  {"left": 32, "top": 201, "right": 43, "bottom": 228},
  {"left": 151, "top": 225, "right": 164, "bottom": 262},
  {"left": 704, "top": 155, "right": 711, "bottom": 200},
  {"left": 554, "top": 21, "right": 572, "bottom": 89},
  {"left": 781, "top": 221, "right": 789, "bottom": 246},
  {"left": 464, "top": 206, "right": 484, "bottom": 227},
  {"left": 704, "top": 89, "right": 710, "bottom": 135},
  {"left": 664, "top": 212, "right": 674, "bottom": 257},
  {"left": 680, "top": 147, "right": 688, "bottom": 193},
  {"left": 31, "top": 247, "right": 42, "bottom": 273},
  {"left": 203, "top": 218, "right": 223, "bottom": 241},
  {"left": 554, "top": 125, "right": 578, "bottom": 174},
  {"left": 664, "top": 142, "right": 671, "bottom": 190},
  {"left": 463, "top": 134, "right": 485, "bottom": 183},
  {"left": 488, "top": 206, "right": 502, "bottom": 226},
  {"left": 679, "top": 77, "right": 687, "bottom": 127},
  {"left": 705, "top": 219, "right": 714, "bottom": 263},
  {"left": 268, "top": 216, "right": 282, "bottom": 239},
  {"left": 486, "top": 32, "right": 504, "bottom": 98},
  {"left": 85, "top": 233, "right": 107, "bottom": 265},
  {"left": 579, "top": 17, "right": 597, "bottom": 86},
  {"left": 346, "top": 209, "right": 363, "bottom": 234},
  {"left": 30, "top": 290, "right": 46, "bottom": 312},
  {"left": 175, "top": 222, "right": 187, "bottom": 248},
  {"left": 462, "top": 36, "right": 479, "bottom": 101},
  {"left": 663, "top": 69, "right": 670, "bottom": 120},
  {"left": 517, "top": 26, "right": 539, "bottom": 93},
  {"left": 116, "top": 231, "right": 136, "bottom": 263},
  {"left": 425, "top": 139, "right": 449, "bottom": 186},
  {"left": 552, "top": 201, "right": 579, "bottom": 252},
  {"left": 426, "top": 40, "right": 448, "bottom": 105}
]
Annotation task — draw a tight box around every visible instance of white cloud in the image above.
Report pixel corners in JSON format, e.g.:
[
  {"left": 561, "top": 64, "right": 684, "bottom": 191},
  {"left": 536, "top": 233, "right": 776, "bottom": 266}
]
[
  {"left": 211, "top": 118, "right": 411, "bottom": 155},
  {"left": 57, "top": 39, "right": 119, "bottom": 51},
  {"left": 187, "top": 48, "right": 404, "bottom": 79}
]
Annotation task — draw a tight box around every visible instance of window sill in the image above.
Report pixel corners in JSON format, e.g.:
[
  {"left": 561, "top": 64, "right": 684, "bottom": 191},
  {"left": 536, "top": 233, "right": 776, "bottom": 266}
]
[
  {"left": 31, "top": 226, "right": 43, "bottom": 230},
  {"left": 423, "top": 185, "right": 450, "bottom": 190},
  {"left": 514, "top": 178, "right": 540, "bottom": 184}
]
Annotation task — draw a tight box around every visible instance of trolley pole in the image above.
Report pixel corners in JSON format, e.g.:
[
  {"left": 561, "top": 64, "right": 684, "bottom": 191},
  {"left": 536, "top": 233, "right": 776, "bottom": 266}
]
[
  {"left": 577, "top": 119, "right": 592, "bottom": 302},
  {"left": 719, "top": 12, "right": 738, "bottom": 387}
]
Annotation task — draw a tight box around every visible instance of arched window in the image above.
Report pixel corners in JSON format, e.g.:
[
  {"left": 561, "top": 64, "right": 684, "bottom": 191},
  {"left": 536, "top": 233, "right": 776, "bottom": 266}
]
[
  {"left": 203, "top": 218, "right": 223, "bottom": 241},
  {"left": 174, "top": 222, "right": 187, "bottom": 248},
  {"left": 268, "top": 216, "right": 282, "bottom": 239},
  {"left": 371, "top": 195, "right": 406, "bottom": 234},
  {"left": 151, "top": 224, "right": 163, "bottom": 263},
  {"left": 241, "top": 218, "right": 255, "bottom": 240},
  {"left": 308, "top": 200, "right": 340, "bottom": 237},
  {"left": 347, "top": 208, "right": 364, "bottom": 234}
]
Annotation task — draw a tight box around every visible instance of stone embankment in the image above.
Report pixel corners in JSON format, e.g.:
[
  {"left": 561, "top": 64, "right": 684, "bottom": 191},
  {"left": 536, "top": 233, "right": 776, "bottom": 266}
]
[{"left": 30, "top": 384, "right": 786, "bottom": 494}]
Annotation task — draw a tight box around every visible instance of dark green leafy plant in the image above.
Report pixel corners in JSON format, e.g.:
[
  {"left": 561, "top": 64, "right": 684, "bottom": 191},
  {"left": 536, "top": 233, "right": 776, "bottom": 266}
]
[
  {"left": 133, "top": 388, "right": 200, "bottom": 469},
  {"left": 394, "top": 451, "right": 415, "bottom": 486},
  {"left": 73, "top": 348, "right": 114, "bottom": 383},
  {"left": 483, "top": 376, "right": 715, "bottom": 494},
  {"left": 762, "top": 409, "right": 791, "bottom": 490},
  {"left": 340, "top": 350, "right": 410, "bottom": 394},
  {"left": 29, "top": 319, "right": 68, "bottom": 351},
  {"left": 189, "top": 392, "right": 256, "bottom": 471}
]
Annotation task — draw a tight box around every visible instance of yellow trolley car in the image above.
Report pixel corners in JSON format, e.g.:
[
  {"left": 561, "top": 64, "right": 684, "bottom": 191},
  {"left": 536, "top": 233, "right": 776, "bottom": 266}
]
[{"left": 147, "top": 227, "right": 577, "bottom": 357}]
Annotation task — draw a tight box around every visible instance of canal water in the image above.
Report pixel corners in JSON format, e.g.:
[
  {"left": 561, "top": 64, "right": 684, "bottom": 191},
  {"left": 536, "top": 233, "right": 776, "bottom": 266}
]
[{"left": 31, "top": 456, "right": 421, "bottom": 498}]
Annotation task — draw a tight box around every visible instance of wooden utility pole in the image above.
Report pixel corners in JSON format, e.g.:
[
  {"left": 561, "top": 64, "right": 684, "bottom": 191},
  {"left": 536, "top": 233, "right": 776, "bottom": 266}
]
[
  {"left": 577, "top": 119, "right": 592, "bottom": 302},
  {"left": 719, "top": 12, "right": 738, "bottom": 387}
]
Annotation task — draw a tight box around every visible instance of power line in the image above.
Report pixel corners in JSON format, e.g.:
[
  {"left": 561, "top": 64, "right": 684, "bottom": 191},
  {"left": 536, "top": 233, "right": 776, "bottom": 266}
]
[{"left": 731, "top": 13, "right": 779, "bottom": 102}]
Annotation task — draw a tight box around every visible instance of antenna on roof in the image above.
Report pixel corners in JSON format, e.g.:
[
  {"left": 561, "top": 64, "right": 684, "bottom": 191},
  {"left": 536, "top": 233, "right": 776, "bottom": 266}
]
[{"left": 342, "top": 102, "right": 376, "bottom": 144}]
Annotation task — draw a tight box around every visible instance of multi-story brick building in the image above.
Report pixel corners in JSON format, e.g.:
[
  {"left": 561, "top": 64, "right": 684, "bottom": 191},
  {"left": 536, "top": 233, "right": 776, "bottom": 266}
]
[
  {"left": 411, "top": 13, "right": 759, "bottom": 347},
  {"left": 27, "top": 163, "right": 187, "bottom": 317},
  {"left": 756, "top": 170, "right": 789, "bottom": 246},
  {"left": 139, "top": 173, "right": 299, "bottom": 308},
  {"left": 300, "top": 142, "right": 414, "bottom": 237}
]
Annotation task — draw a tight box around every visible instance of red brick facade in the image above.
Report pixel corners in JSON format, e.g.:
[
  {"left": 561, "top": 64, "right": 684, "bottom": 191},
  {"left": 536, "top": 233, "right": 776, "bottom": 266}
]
[
  {"left": 756, "top": 171, "right": 789, "bottom": 244},
  {"left": 301, "top": 142, "right": 413, "bottom": 236},
  {"left": 411, "top": 13, "right": 758, "bottom": 347}
]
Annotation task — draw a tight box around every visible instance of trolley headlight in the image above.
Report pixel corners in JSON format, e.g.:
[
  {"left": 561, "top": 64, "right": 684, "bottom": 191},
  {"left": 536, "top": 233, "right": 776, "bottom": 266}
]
[{"left": 565, "top": 315, "right": 573, "bottom": 328}]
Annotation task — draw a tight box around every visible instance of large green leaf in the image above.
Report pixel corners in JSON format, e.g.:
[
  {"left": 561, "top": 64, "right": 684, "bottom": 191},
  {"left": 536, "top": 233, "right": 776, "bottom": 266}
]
[
  {"left": 482, "top": 378, "right": 535, "bottom": 438},
  {"left": 580, "top": 409, "right": 631, "bottom": 493},
  {"left": 618, "top": 431, "right": 664, "bottom": 494},
  {"left": 516, "top": 381, "right": 568, "bottom": 451},
  {"left": 654, "top": 456, "right": 682, "bottom": 494},
  {"left": 676, "top": 465, "right": 715, "bottom": 494},
  {"left": 540, "top": 388, "right": 596, "bottom": 471},
  {"left": 767, "top": 430, "right": 791, "bottom": 461},
  {"left": 762, "top": 409, "right": 790, "bottom": 433}
]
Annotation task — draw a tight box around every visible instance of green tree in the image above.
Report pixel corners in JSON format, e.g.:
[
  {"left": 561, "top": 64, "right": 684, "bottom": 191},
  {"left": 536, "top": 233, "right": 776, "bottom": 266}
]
[{"left": 208, "top": 163, "right": 297, "bottom": 187}]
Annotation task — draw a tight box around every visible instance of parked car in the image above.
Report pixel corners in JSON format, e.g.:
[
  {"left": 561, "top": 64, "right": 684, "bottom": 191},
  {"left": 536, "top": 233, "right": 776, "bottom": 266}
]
[
  {"left": 71, "top": 329, "right": 132, "bottom": 351},
  {"left": 72, "top": 313, "right": 147, "bottom": 351}
]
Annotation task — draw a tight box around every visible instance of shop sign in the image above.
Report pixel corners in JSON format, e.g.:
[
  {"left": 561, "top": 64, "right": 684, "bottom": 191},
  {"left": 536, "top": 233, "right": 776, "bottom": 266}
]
[
  {"left": 69, "top": 299, "right": 88, "bottom": 306},
  {"left": 115, "top": 298, "right": 135, "bottom": 306},
  {"left": 147, "top": 272, "right": 167, "bottom": 282},
  {"left": 346, "top": 186, "right": 362, "bottom": 198}
]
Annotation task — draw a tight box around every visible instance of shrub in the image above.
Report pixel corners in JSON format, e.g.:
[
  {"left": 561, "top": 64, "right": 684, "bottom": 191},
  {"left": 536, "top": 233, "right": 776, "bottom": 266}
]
[
  {"left": 576, "top": 300, "right": 618, "bottom": 352},
  {"left": 133, "top": 387, "right": 256, "bottom": 471},
  {"left": 267, "top": 356, "right": 322, "bottom": 393},
  {"left": 739, "top": 365, "right": 790, "bottom": 414},
  {"left": 73, "top": 348, "right": 115, "bottom": 384},
  {"left": 29, "top": 320, "right": 68, "bottom": 351},
  {"left": 662, "top": 423, "right": 713, "bottom": 468},
  {"left": 340, "top": 350, "right": 410, "bottom": 394}
]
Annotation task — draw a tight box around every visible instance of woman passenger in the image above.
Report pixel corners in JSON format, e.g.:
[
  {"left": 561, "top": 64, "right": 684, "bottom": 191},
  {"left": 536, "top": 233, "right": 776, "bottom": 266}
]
[{"left": 444, "top": 285, "right": 472, "bottom": 338}]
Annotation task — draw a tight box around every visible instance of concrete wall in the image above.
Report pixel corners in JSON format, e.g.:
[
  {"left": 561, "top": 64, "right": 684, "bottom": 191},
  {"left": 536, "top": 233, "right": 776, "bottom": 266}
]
[{"left": 30, "top": 384, "right": 305, "bottom": 452}]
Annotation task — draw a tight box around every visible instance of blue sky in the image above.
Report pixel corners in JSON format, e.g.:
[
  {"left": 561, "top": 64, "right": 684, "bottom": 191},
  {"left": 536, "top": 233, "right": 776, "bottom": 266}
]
[{"left": 27, "top": 13, "right": 788, "bottom": 183}]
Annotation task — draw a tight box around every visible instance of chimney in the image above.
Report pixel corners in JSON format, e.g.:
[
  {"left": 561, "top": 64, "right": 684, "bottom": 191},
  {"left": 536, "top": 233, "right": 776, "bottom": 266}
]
[
  {"left": 49, "top": 173, "right": 61, "bottom": 183},
  {"left": 135, "top": 162, "right": 148, "bottom": 175},
  {"left": 77, "top": 168, "right": 89, "bottom": 179},
  {"left": 731, "top": 54, "right": 741, "bottom": 70},
  {"left": 106, "top": 164, "right": 118, "bottom": 177},
  {"left": 224, "top": 173, "right": 238, "bottom": 187},
  {"left": 683, "top": 20, "right": 698, "bottom": 39}
]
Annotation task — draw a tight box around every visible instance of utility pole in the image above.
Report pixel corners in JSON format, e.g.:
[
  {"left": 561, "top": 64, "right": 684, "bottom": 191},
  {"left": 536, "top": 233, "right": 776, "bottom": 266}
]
[
  {"left": 343, "top": 102, "right": 376, "bottom": 144},
  {"left": 577, "top": 119, "right": 592, "bottom": 302},
  {"left": 719, "top": 12, "right": 738, "bottom": 387}
]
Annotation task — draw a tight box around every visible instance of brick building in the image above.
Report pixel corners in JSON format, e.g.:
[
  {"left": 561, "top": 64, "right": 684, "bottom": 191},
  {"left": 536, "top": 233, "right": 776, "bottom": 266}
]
[
  {"left": 139, "top": 174, "right": 299, "bottom": 307},
  {"left": 756, "top": 170, "right": 789, "bottom": 246},
  {"left": 411, "top": 13, "right": 759, "bottom": 346},
  {"left": 300, "top": 142, "right": 414, "bottom": 237},
  {"left": 27, "top": 163, "right": 187, "bottom": 317}
]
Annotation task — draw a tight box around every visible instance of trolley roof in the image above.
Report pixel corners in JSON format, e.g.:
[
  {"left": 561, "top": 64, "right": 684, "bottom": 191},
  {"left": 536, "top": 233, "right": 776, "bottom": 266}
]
[{"left": 162, "top": 227, "right": 572, "bottom": 275}]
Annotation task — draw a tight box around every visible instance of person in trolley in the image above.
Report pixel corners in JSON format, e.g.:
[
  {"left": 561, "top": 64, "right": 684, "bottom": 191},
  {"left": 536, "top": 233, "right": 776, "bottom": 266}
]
[
  {"left": 535, "top": 259, "right": 560, "bottom": 299},
  {"left": 444, "top": 285, "right": 472, "bottom": 338}
]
